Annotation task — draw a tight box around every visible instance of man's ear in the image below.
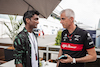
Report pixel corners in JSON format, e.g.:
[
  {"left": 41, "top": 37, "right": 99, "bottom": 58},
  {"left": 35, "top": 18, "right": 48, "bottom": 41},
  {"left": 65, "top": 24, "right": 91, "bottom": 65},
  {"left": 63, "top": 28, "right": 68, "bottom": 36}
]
[
  {"left": 70, "top": 17, "right": 74, "bottom": 22},
  {"left": 25, "top": 18, "right": 30, "bottom": 24}
]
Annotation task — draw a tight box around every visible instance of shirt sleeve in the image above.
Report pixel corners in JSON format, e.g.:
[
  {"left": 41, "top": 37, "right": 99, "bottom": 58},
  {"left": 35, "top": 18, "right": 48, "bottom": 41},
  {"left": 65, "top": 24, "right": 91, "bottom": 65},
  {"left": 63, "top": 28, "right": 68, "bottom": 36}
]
[
  {"left": 13, "top": 35, "right": 25, "bottom": 64},
  {"left": 84, "top": 32, "right": 94, "bottom": 49}
]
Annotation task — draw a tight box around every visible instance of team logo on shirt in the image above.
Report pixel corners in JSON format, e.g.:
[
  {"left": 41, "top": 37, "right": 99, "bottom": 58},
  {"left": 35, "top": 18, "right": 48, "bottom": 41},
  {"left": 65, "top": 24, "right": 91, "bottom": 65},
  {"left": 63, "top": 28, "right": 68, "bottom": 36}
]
[
  {"left": 89, "top": 41, "right": 94, "bottom": 45},
  {"left": 74, "top": 35, "right": 81, "bottom": 41},
  {"left": 63, "top": 34, "right": 68, "bottom": 41},
  {"left": 87, "top": 33, "right": 92, "bottom": 40},
  {"left": 86, "top": 33, "right": 94, "bottom": 45},
  {"left": 64, "top": 34, "right": 67, "bottom": 36},
  {"left": 87, "top": 33, "right": 91, "bottom": 36},
  {"left": 61, "top": 42, "right": 83, "bottom": 51},
  {"left": 62, "top": 44, "right": 77, "bottom": 49}
]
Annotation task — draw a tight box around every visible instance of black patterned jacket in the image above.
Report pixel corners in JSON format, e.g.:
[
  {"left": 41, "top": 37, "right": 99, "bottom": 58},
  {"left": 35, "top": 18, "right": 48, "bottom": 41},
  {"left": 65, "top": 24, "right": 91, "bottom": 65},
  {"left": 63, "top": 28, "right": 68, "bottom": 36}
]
[{"left": 13, "top": 27, "right": 39, "bottom": 67}]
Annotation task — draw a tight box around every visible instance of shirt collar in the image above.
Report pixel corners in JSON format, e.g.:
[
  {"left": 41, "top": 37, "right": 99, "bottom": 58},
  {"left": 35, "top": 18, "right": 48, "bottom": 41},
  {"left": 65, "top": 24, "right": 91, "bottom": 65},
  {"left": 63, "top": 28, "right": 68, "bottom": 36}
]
[{"left": 23, "top": 27, "right": 36, "bottom": 36}]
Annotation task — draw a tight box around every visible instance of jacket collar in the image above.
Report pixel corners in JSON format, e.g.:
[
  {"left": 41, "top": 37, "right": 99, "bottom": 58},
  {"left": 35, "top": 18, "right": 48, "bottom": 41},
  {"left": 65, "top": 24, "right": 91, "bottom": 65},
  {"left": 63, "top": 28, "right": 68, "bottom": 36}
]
[{"left": 23, "top": 27, "right": 36, "bottom": 37}]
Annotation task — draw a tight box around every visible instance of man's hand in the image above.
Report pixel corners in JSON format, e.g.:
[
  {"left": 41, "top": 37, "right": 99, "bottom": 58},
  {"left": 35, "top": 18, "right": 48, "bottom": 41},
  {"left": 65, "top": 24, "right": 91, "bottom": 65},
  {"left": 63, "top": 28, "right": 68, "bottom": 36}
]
[{"left": 60, "top": 54, "right": 73, "bottom": 63}]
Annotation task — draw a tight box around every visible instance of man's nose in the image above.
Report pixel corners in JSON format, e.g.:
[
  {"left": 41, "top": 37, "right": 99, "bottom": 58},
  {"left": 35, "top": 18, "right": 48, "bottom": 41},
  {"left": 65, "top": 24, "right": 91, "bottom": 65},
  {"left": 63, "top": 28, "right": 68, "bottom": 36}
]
[
  {"left": 60, "top": 20, "right": 63, "bottom": 24},
  {"left": 37, "top": 20, "right": 39, "bottom": 24}
]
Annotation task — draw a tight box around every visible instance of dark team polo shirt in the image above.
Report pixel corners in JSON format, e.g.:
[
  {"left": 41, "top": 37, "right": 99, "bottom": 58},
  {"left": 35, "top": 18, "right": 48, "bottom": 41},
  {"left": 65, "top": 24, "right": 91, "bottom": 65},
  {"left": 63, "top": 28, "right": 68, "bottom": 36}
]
[{"left": 59, "top": 26, "right": 94, "bottom": 67}]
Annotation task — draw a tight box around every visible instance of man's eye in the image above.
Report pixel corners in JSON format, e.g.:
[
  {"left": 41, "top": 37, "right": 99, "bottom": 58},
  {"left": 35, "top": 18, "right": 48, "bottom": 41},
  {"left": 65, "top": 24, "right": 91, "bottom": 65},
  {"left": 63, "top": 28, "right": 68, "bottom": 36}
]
[
  {"left": 61, "top": 18, "right": 65, "bottom": 20},
  {"left": 35, "top": 18, "right": 39, "bottom": 20}
]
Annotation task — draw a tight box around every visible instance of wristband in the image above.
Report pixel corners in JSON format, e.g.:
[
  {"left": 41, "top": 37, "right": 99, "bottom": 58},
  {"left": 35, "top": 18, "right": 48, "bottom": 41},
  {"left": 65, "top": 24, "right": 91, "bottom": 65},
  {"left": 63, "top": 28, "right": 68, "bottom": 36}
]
[{"left": 71, "top": 58, "right": 76, "bottom": 64}]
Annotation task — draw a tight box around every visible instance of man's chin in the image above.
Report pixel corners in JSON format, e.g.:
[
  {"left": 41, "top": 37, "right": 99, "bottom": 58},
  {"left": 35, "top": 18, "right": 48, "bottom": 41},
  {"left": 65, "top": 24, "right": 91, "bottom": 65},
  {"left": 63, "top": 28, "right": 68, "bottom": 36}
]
[
  {"left": 63, "top": 26, "right": 66, "bottom": 28},
  {"left": 62, "top": 25, "right": 65, "bottom": 28},
  {"left": 63, "top": 26, "right": 67, "bottom": 29},
  {"left": 34, "top": 25, "right": 38, "bottom": 28},
  {"left": 34, "top": 26, "right": 37, "bottom": 28}
]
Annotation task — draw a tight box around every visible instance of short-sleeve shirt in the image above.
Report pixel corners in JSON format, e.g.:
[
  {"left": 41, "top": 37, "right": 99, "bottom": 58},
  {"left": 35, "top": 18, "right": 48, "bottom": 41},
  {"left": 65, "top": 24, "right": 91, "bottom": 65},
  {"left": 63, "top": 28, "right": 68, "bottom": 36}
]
[{"left": 59, "top": 26, "right": 94, "bottom": 67}]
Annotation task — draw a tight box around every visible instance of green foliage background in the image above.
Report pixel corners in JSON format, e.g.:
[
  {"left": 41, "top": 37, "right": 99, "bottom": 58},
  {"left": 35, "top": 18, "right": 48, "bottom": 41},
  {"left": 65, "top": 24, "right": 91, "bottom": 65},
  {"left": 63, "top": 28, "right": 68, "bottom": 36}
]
[{"left": 54, "top": 30, "right": 62, "bottom": 46}]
